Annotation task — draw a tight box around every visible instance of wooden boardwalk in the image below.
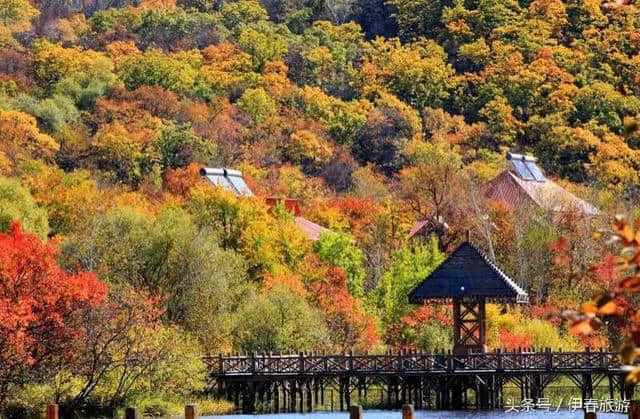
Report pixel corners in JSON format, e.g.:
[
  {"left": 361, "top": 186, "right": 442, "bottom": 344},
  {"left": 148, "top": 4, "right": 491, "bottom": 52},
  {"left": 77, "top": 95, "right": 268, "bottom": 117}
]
[{"left": 205, "top": 349, "right": 635, "bottom": 412}]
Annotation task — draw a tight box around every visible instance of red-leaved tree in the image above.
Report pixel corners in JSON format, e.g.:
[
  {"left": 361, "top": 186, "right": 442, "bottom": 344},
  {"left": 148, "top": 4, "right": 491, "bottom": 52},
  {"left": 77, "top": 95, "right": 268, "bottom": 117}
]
[
  {"left": 304, "top": 255, "right": 380, "bottom": 352},
  {"left": 0, "top": 222, "right": 108, "bottom": 405}
]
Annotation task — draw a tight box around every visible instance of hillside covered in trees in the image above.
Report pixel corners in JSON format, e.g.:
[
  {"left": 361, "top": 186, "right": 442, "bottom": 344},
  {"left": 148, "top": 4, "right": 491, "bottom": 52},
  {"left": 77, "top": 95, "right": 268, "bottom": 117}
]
[{"left": 0, "top": 0, "right": 639, "bottom": 416}]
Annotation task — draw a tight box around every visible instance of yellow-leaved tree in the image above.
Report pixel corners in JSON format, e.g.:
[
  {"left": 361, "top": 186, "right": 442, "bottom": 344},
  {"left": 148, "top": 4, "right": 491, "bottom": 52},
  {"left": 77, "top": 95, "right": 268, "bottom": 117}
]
[
  {"left": 0, "top": 0, "right": 38, "bottom": 46},
  {"left": 0, "top": 109, "right": 59, "bottom": 174}
]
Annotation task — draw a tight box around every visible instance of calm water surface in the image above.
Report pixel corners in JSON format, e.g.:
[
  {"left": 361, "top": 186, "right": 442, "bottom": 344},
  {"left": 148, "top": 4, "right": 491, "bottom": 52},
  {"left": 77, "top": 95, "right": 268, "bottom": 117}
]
[{"left": 204, "top": 410, "right": 625, "bottom": 418}]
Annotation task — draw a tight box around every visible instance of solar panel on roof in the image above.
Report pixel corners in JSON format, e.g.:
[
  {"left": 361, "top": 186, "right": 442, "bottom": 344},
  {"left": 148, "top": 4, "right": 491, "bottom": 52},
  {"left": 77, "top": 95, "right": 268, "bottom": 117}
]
[
  {"left": 507, "top": 152, "right": 524, "bottom": 161},
  {"left": 511, "top": 159, "right": 535, "bottom": 180},
  {"left": 206, "top": 174, "right": 227, "bottom": 188},
  {"left": 201, "top": 167, "right": 255, "bottom": 196},
  {"left": 228, "top": 175, "right": 253, "bottom": 196},
  {"left": 525, "top": 161, "right": 545, "bottom": 182}
]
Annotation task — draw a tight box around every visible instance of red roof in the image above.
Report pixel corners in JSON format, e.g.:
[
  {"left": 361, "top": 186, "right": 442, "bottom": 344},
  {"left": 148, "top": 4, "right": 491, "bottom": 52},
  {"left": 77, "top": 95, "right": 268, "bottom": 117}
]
[
  {"left": 483, "top": 171, "right": 598, "bottom": 215},
  {"left": 295, "top": 217, "right": 329, "bottom": 241},
  {"left": 408, "top": 216, "right": 450, "bottom": 240},
  {"left": 408, "top": 220, "right": 430, "bottom": 239},
  {"left": 265, "top": 197, "right": 331, "bottom": 240}
]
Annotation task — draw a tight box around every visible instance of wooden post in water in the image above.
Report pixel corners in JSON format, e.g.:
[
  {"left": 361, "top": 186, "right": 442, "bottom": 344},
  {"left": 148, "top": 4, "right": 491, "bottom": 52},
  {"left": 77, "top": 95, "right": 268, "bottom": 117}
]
[
  {"left": 349, "top": 404, "right": 363, "bottom": 419},
  {"left": 125, "top": 407, "right": 140, "bottom": 419},
  {"left": 402, "top": 404, "right": 415, "bottom": 419},
  {"left": 185, "top": 404, "right": 198, "bottom": 419},
  {"left": 629, "top": 400, "right": 640, "bottom": 419},
  {"left": 584, "top": 410, "right": 596, "bottom": 419},
  {"left": 46, "top": 404, "right": 58, "bottom": 419}
]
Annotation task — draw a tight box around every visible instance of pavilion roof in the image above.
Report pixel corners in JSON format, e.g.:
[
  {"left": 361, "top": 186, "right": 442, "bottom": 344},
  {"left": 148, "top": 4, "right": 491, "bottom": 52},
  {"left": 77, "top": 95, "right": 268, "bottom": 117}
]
[{"left": 409, "top": 241, "right": 528, "bottom": 304}]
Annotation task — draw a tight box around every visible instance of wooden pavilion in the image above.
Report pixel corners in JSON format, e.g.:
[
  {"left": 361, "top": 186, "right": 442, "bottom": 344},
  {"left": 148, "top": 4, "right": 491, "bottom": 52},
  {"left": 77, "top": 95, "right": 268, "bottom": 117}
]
[
  {"left": 409, "top": 240, "right": 528, "bottom": 353},
  {"left": 210, "top": 243, "right": 635, "bottom": 412}
]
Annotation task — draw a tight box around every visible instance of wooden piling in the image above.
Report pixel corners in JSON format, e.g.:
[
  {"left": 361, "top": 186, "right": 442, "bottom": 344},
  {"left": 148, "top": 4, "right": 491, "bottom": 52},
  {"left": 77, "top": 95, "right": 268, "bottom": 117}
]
[
  {"left": 125, "top": 407, "right": 140, "bottom": 419},
  {"left": 402, "top": 404, "right": 415, "bottom": 419},
  {"left": 584, "top": 411, "right": 596, "bottom": 419},
  {"left": 185, "top": 404, "right": 198, "bottom": 419},
  {"left": 349, "top": 404, "right": 363, "bottom": 419},
  {"left": 630, "top": 400, "right": 640, "bottom": 419},
  {"left": 46, "top": 404, "right": 58, "bottom": 419}
]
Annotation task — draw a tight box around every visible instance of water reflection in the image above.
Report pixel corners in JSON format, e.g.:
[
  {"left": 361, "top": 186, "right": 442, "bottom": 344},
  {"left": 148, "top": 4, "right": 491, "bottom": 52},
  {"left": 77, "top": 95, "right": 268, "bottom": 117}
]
[{"left": 205, "top": 410, "right": 625, "bottom": 418}]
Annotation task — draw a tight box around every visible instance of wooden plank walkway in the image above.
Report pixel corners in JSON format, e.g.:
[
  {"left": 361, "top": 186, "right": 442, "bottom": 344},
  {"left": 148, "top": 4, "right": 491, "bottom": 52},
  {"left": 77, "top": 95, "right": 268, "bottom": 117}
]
[
  {"left": 204, "top": 349, "right": 635, "bottom": 413},
  {"left": 206, "top": 348, "right": 624, "bottom": 376}
]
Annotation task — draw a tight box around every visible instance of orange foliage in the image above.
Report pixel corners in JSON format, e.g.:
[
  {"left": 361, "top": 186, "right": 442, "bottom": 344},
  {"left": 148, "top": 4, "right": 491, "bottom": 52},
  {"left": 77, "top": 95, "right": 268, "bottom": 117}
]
[
  {"left": 180, "top": 100, "right": 212, "bottom": 125},
  {"left": 531, "top": 298, "right": 570, "bottom": 327},
  {"left": 21, "top": 166, "right": 113, "bottom": 235},
  {"left": 114, "top": 191, "right": 158, "bottom": 215},
  {"left": 587, "top": 254, "right": 620, "bottom": 289},
  {"left": 329, "top": 197, "right": 386, "bottom": 241},
  {"left": 112, "top": 85, "right": 181, "bottom": 119},
  {"left": 562, "top": 217, "right": 640, "bottom": 383},
  {"left": 487, "top": 200, "right": 516, "bottom": 249},
  {"left": 550, "top": 236, "right": 572, "bottom": 267},
  {"left": 0, "top": 109, "right": 59, "bottom": 173},
  {"left": 387, "top": 304, "right": 452, "bottom": 350},
  {"left": 163, "top": 163, "right": 204, "bottom": 198},
  {"left": 193, "top": 99, "right": 248, "bottom": 166},
  {"left": 93, "top": 96, "right": 158, "bottom": 127},
  {"left": 137, "top": 0, "right": 177, "bottom": 9},
  {"left": 569, "top": 329, "right": 609, "bottom": 350},
  {"left": 303, "top": 255, "right": 380, "bottom": 352},
  {"left": 402, "top": 304, "right": 452, "bottom": 328},
  {"left": 263, "top": 272, "right": 308, "bottom": 297},
  {"left": 106, "top": 41, "right": 140, "bottom": 61},
  {"left": 498, "top": 328, "right": 533, "bottom": 350}
]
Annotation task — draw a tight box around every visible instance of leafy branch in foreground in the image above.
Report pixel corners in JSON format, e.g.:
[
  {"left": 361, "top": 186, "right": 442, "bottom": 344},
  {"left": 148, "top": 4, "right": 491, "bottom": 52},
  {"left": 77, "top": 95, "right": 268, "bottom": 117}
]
[{"left": 562, "top": 216, "right": 640, "bottom": 384}]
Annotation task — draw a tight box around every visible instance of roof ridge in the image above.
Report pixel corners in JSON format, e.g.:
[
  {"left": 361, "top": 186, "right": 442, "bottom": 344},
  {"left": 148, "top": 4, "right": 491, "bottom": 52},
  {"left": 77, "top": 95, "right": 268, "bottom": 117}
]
[
  {"left": 408, "top": 240, "right": 529, "bottom": 303},
  {"left": 466, "top": 241, "right": 528, "bottom": 302},
  {"left": 409, "top": 240, "right": 466, "bottom": 288}
]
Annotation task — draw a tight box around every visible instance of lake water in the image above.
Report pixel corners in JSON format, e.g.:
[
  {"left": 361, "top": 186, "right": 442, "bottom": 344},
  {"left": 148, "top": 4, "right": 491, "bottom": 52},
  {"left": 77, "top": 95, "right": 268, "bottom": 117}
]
[{"left": 204, "top": 410, "right": 625, "bottom": 418}]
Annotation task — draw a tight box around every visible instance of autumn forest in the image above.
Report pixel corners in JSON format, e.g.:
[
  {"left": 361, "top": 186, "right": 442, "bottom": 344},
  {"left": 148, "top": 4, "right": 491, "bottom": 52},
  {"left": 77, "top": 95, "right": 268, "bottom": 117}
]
[{"left": 1, "top": 0, "right": 640, "bottom": 416}]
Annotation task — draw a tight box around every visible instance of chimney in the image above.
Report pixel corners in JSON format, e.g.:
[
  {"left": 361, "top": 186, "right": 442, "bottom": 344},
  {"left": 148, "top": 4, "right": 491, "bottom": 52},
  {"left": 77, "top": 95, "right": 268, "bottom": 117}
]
[{"left": 265, "top": 197, "right": 301, "bottom": 217}]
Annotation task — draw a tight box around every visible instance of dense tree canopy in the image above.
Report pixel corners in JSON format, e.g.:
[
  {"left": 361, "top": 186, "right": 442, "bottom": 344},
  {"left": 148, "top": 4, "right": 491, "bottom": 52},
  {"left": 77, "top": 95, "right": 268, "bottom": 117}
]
[{"left": 0, "top": 0, "right": 637, "bottom": 414}]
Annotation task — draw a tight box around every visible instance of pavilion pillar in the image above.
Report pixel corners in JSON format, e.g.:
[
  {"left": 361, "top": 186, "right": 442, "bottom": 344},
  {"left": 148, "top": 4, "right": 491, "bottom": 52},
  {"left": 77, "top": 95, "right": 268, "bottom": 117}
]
[
  {"left": 453, "top": 300, "right": 461, "bottom": 350},
  {"left": 453, "top": 298, "right": 487, "bottom": 353},
  {"left": 479, "top": 299, "right": 486, "bottom": 350}
]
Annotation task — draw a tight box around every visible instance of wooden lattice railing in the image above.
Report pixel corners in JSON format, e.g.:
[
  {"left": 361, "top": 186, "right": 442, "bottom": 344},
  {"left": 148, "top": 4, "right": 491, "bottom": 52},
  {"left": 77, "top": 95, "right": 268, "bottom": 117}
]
[{"left": 204, "top": 348, "right": 625, "bottom": 376}]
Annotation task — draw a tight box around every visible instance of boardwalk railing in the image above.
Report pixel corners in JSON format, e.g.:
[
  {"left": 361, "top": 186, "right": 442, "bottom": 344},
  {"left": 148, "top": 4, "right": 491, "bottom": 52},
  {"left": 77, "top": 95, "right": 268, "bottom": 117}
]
[{"left": 205, "top": 348, "right": 624, "bottom": 377}]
